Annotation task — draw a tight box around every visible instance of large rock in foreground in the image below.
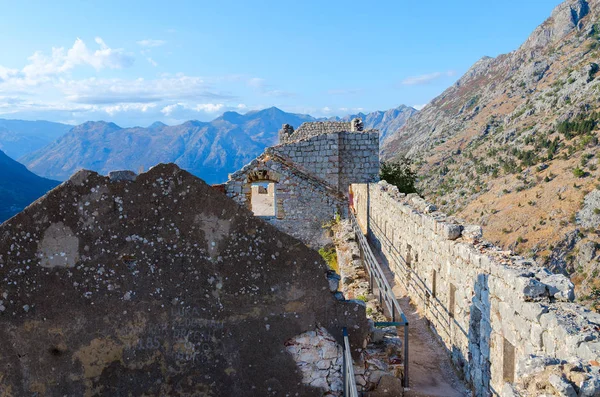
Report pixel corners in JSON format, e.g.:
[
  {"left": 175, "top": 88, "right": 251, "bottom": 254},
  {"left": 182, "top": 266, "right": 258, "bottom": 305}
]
[{"left": 0, "top": 163, "right": 367, "bottom": 396}]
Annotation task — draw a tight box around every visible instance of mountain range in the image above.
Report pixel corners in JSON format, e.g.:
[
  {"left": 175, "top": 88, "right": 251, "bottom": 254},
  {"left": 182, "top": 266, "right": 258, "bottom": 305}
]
[
  {"left": 16, "top": 105, "right": 416, "bottom": 184},
  {"left": 0, "top": 149, "right": 59, "bottom": 223},
  {"left": 382, "top": 0, "right": 600, "bottom": 307},
  {"left": 333, "top": 105, "right": 419, "bottom": 143},
  {"left": 0, "top": 119, "right": 72, "bottom": 160}
]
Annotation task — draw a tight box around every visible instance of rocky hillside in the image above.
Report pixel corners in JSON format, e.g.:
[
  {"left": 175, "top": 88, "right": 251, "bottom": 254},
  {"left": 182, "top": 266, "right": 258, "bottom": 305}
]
[
  {"left": 383, "top": 0, "right": 600, "bottom": 309},
  {"left": 20, "top": 107, "right": 315, "bottom": 184},
  {"left": 0, "top": 119, "right": 72, "bottom": 159},
  {"left": 336, "top": 105, "right": 418, "bottom": 143},
  {"left": 0, "top": 150, "right": 59, "bottom": 223}
]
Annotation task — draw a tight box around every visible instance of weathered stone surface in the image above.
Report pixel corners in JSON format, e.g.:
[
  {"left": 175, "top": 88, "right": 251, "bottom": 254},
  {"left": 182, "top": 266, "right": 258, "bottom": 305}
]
[
  {"left": 351, "top": 182, "right": 600, "bottom": 397},
  {"left": 548, "top": 374, "right": 577, "bottom": 397},
  {"left": 577, "top": 189, "right": 600, "bottom": 229},
  {"left": 0, "top": 164, "right": 369, "bottom": 396},
  {"left": 108, "top": 170, "right": 137, "bottom": 182},
  {"left": 463, "top": 225, "right": 484, "bottom": 242},
  {"left": 538, "top": 273, "right": 575, "bottom": 302}
]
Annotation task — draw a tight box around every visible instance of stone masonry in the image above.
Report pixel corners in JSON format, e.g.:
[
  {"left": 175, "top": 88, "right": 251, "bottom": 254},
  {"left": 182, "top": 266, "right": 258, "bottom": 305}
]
[
  {"left": 278, "top": 118, "right": 364, "bottom": 144},
  {"left": 351, "top": 181, "right": 600, "bottom": 397},
  {"left": 225, "top": 120, "right": 379, "bottom": 246}
]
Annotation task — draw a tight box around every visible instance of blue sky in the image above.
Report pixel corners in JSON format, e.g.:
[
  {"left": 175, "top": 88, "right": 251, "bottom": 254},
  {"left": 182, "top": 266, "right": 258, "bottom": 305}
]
[{"left": 0, "top": 0, "right": 562, "bottom": 127}]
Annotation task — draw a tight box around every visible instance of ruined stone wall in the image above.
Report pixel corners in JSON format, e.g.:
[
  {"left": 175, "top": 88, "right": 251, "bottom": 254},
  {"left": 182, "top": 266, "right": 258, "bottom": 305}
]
[
  {"left": 225, "top": 155, "right": 346, "bottom": 247},
  {"left": 271, "top": 134, "right": 341, "bottom": 189},
  {"left": 351, "top": 182, "right": 600, "bottom": 397},
  {"left": 271, "top": 131, "right": 379, "bottom": 195},
  {"left": 279, "top": 121, "right": 352, "bottom": 144},
  {"left": 339, "top": 131, "right": 379, "bottom": 196}
]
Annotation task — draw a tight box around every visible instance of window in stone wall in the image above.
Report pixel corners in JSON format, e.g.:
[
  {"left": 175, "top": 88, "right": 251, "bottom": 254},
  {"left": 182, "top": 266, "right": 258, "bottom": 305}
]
[
  {"left": 432, "top": 269, "right": 437, "bottom": 299},
  {"left": 503, "top": 337, "right": 516, "bottom": 383},
  {"left": 449, "top": 283, "right": 456, "bottom": 319},
  {"left": 250, "top": 182, "right": 276, "bottom": 217},
  {"left": 406, "top": 244, "right": 412, "bottom": 267}
]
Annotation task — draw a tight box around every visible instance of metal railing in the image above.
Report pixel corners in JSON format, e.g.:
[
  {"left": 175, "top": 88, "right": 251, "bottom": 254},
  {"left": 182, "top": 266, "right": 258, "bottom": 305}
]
[
  {"left": 349, "top": 210, "right": 410, "bottom": 388},
  {"left": 342, "top": 327, "right": 359, "bottom": 397}
]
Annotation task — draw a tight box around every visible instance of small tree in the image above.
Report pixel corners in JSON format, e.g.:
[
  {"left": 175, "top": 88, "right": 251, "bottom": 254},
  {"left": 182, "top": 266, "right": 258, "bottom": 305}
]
[{"left": 380, "top": 158, "right": 419, "bottom": 194}]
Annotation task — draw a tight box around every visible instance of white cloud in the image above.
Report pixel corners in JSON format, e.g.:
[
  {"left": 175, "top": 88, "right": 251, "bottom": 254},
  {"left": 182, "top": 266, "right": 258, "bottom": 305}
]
[
  {"left": 401, "top": 70, "right": 456, "bottom": 86},
  {"left": 247, "top": 77, "right": 294, "bottom": 98},
  {"left": 247, "top": 77, "right": 266, "bottom": 88},
  {"left": 194, "top": 103, "right": 224, "bottom": 113},
  {"left": 104, "top": 103, "right": 157, "bottom": 116},
  {"left": 146, "top": 57, "right": 158, "bottom": 67},
  {"left": 160, "top": 102, "right": 225, "bottom": 116},
  {"left": 20, "top": 38, "right": 134, "bottom": 81},
  {"left": 59, "top": 74, "right": 233, "bottom": 105},
  {"left": 137, "top": 39, "right": 166, "bottom": 48}
]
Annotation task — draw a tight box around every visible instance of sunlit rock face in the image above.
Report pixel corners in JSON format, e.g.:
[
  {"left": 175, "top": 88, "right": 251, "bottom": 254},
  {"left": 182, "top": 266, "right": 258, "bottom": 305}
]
[{"left": 0, "top": 163, "right": 368, "bottom": 397}]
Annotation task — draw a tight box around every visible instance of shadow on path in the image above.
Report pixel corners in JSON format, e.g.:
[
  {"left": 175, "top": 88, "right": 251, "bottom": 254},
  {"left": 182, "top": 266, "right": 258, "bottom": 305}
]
[{"left": 373, "top": 250, "right": 471, "bottom": 397}]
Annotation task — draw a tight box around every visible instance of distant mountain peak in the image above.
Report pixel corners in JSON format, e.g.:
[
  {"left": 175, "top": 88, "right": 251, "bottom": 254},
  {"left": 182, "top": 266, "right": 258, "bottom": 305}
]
[
  {"left": 74, "top": 121, "right": 122, "bottom": 132},
  {"left": 148, "top": 121, "right": 167, "bottom": 129}
]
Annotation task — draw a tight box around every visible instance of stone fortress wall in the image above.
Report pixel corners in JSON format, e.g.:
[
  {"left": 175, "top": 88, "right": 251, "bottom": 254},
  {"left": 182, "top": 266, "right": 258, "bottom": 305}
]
[
  {"left": 279, "top": 121, "right": 355, "bottom": 144},
  {"left": 271, "top": 129, "right": 379, "bottom": 196},
  {"left": 351, "top": 181, "right": 600, "bottom": 397},
  {"left": 225, "top": 119, "right": 379, "bottom": 246}
]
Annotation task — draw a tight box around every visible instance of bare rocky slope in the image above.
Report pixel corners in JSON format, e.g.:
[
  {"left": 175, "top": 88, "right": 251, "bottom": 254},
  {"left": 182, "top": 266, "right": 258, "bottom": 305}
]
[{"left": 383, "top": 0, "right": 600, "bottom": 310}]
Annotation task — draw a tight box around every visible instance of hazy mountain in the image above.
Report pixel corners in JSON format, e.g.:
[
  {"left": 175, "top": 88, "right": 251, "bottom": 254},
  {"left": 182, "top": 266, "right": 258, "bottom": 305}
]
[
  {"left": 335, "top": 105, "right": 418, "bottom": 143},
  {"left": 382, "top": 0, "right": 600, "bottom": 307},
  {"left": 21, "top": 107, "right": 315, "bottom": 184},
  {"left": 20, "top": 105, "right": 415, "bottom": 184},
  {"left": 0, "top": 150, "right": 59, "bottom": 223},
  {"left": 0, "top": 119, "right": 72, "bottom": 159}
]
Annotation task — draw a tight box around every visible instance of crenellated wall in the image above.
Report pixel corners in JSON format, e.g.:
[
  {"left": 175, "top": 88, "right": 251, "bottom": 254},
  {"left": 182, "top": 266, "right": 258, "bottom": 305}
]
[{"left": 351, "top": 182, "right": 600, "bottom": 397}]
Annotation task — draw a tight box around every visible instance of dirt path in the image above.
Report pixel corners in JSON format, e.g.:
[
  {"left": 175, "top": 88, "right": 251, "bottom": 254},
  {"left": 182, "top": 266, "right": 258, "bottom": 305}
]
[{"left": 374, "top": 252, "right": 471, "bottom": 397}]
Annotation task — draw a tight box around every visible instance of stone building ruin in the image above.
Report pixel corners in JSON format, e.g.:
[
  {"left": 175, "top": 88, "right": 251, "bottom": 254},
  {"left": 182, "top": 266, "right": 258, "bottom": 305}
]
[{"left": 224, "top": 119, "right": 379, "bottom": 246}]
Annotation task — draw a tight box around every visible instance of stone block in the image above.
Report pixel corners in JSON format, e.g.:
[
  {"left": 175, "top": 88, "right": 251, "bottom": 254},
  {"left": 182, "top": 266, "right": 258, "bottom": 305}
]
[
  {"left": 108, "top": 170, "right": 137, "bottom": 182},
  {"left": 438, "top": 222, "right": 462, "bottom": 240},
  {"left": 548, "top": 374, "right": 577, "bottom": 397},
  {"left": 538, "top": 274, "right": 575, "bottom": 302}
]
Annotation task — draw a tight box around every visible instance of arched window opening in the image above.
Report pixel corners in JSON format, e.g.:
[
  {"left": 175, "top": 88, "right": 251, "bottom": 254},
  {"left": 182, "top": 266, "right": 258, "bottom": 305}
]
[{"left": 250, "top": 181, "right": 276, "bottom": 217}]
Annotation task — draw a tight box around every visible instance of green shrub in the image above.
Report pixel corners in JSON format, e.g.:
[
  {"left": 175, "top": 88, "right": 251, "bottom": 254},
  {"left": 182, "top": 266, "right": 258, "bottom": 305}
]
[
  {"left": 573, "top": 167, "right": 586, "bottom": 178},
  {"left": 380, "top": 158, "right": 419, "bottom": 194},
  {"left": 318, "top": 247, "right": 338, "bottom": 272}
]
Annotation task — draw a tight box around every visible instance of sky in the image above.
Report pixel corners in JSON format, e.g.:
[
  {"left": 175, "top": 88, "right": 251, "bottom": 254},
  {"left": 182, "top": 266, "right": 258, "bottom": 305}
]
[{"left": 0, "top": 0, "right": 563, "bottom": 127}]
